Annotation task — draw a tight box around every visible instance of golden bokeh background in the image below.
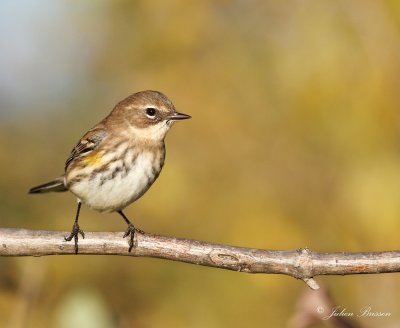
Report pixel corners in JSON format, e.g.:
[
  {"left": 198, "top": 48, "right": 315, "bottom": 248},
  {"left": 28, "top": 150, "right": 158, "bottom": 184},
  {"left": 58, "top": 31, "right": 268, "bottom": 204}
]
[{"left": 1, "top": 1, "right": 400, "bottom": 327}]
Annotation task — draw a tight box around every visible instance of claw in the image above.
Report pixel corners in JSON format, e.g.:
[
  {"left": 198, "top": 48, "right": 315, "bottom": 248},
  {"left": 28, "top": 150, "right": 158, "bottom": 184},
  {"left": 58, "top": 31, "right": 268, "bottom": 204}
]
[
  {"left": 123, "top": 223, "right": 143, "bottom": 252},
  {"left": 65, "top": 221, "right": 85, "bottom": 254}
]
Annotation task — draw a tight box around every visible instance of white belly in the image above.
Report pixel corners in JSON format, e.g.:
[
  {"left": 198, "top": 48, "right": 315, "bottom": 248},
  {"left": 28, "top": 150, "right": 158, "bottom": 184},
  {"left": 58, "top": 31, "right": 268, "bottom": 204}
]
[{"left": 69, "top": 152, "right": 159, "bottom": 212}]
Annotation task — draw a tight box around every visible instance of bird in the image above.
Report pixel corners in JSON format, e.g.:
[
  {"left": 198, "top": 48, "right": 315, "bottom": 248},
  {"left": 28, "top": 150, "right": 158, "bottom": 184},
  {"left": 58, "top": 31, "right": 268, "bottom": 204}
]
[{"left": 29, "top": 90, "right": 191, "bottom": 253}]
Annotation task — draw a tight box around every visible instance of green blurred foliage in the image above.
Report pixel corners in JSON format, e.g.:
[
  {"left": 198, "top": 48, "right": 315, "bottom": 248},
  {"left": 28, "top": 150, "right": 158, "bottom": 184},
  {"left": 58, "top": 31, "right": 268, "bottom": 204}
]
[{"left": 1, "top": 0, "right": 400, "bottom": 327}]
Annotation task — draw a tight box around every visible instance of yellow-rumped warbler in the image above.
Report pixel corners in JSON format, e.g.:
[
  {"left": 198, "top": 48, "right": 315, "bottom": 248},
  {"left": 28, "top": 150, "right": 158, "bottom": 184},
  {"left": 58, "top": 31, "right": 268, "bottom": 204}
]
[{"left": 29, "top": 90, "right": 191, "bottom": 253}]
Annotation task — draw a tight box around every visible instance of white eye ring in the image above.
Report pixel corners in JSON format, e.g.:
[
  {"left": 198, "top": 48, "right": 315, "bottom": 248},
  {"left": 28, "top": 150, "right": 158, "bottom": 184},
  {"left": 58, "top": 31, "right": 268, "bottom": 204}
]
[{"left": 145, "top": 107, "right": 157, "bottom": 119}]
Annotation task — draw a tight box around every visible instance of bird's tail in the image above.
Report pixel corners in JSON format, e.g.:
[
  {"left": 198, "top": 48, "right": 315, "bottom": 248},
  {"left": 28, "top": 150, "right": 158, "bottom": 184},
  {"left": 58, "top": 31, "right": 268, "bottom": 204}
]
[{"left": 29, "top": 176, "right": 67, "bottom": 194}]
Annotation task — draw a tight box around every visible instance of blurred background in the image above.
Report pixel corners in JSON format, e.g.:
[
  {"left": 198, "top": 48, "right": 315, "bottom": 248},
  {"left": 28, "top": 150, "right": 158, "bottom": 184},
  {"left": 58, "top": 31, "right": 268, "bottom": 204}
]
[{"left": 1, "top": 0, "right": 400, "bottom": 327}]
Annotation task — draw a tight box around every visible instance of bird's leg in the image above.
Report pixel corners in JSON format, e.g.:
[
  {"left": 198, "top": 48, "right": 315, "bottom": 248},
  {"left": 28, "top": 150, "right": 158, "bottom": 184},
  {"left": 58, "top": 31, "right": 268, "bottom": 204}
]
[
  {"left": 118, "top": 210, "right": 144, "bottom": 252},
  {"left": 64, "top": 201, "right": 85, "bottom": 254}
]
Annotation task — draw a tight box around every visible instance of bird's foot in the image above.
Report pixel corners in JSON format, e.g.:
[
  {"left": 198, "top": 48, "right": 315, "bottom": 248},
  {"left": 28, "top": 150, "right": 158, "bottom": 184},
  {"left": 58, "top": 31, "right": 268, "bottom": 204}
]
[
  {"left": 65, "top": 221, "right": 85, "bottom": 254},
  {"left": 123, "top": 223, "right": 144, "bottom": 252}
]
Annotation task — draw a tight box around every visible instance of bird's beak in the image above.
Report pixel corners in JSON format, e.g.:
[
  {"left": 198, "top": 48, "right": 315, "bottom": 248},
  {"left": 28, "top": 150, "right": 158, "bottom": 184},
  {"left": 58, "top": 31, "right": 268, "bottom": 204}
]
[{"left": 169, "top": 112, "right": 191, "bottom": 120}]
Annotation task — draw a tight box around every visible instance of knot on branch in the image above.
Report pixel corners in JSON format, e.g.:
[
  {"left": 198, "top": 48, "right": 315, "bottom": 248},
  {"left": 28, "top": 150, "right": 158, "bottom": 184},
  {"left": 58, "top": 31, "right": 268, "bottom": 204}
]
[
  {"left": 293, "top": 248, "right": 314, "bottom": 278},
  {"left": 294, "top": 248, "right": 319, "bottom": 290},
  {"left": 208, "top": 248, "right": 251, "bottom": 272}
]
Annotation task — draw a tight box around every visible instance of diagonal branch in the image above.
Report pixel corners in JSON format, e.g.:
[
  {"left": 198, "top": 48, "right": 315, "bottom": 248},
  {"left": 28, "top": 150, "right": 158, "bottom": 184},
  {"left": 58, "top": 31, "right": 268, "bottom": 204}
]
[{"left": 1, "top": 228, "right": 400, "bottom": 290}]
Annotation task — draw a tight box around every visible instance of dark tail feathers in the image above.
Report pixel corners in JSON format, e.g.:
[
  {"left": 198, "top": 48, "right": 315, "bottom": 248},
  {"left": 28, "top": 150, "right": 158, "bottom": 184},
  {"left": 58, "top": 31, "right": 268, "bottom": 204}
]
[{"left": 29, "top": 177, "right": 67, "bottom": 194}]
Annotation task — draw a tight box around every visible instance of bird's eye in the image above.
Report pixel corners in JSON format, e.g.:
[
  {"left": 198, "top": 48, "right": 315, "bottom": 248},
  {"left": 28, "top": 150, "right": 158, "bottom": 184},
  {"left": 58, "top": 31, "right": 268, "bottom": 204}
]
[{"left": 145, "top": 107, "right": 157, "bottom": 118}]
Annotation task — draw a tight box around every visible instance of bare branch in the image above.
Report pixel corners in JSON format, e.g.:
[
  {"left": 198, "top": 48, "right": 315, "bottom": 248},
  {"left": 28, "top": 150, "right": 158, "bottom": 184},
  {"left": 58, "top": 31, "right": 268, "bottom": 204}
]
[{"left": 1, "top": 228, "right": 400, "bottom": 290}]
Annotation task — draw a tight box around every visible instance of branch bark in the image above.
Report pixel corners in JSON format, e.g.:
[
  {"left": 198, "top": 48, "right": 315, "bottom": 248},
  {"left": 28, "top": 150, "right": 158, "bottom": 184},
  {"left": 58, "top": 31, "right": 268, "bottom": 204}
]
[{"left": 1, "top": 228, "right": 400, "bottom": 290}]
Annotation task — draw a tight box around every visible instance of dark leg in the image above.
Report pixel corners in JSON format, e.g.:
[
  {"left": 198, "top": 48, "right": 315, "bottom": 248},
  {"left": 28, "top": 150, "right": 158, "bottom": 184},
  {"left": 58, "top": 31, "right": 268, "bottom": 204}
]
[
  {"left": 64, "top": 201, "right": 85, "bottom": 254},
  {"left": 118, "top": 210, "right": 144, "bottom": 252}
]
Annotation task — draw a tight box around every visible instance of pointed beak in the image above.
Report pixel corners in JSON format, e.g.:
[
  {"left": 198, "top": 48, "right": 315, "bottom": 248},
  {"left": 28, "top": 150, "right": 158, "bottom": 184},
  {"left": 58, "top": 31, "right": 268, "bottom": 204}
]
[{"left": 168, "top": 112, "right": 191, "bottom": 120}]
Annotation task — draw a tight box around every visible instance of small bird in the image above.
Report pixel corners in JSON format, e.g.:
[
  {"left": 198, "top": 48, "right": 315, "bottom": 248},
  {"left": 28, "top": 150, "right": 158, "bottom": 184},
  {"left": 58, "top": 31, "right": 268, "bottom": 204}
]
[{"left": 29, "top": 90, "right": 191, "bottom": 253}]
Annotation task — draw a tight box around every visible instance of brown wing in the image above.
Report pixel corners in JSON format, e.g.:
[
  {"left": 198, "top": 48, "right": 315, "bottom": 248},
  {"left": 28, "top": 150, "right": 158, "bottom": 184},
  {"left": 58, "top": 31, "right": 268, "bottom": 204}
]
[{"left": 65, "top": 126, "right": 107, "bottom": 171}]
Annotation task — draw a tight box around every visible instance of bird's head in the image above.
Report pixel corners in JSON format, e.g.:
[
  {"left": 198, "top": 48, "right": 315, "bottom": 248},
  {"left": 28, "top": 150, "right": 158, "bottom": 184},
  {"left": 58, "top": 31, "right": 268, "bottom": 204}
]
[{"left": 110, "top": 90, "right": 191, "bottom": 141}]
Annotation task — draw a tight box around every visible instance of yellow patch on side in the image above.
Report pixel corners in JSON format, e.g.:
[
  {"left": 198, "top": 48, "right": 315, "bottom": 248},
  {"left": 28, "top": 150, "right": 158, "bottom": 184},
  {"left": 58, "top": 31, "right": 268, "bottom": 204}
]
[{"left": 83, "top": 152, "right": 103, "bottom": 167}]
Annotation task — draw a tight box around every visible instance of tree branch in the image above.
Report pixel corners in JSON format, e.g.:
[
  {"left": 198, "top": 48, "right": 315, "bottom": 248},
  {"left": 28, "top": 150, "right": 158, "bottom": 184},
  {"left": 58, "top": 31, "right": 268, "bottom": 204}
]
[{"left": 1, "top": 228, "right": 400, "bottom": 290}]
